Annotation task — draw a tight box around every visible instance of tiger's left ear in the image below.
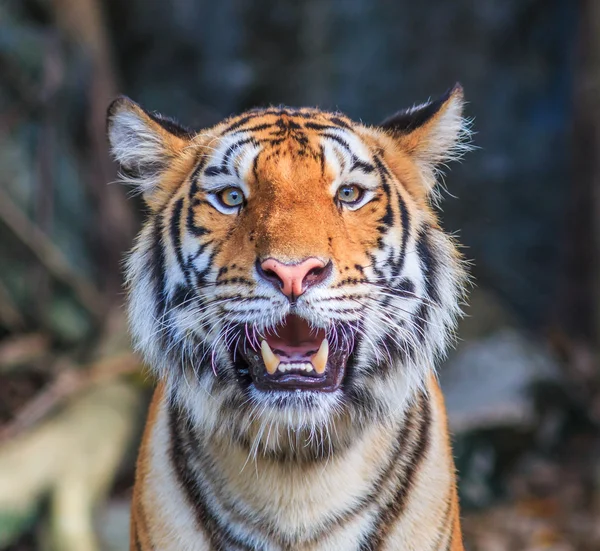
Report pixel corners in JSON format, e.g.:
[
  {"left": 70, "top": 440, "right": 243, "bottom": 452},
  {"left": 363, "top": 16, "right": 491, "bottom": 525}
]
[{"left": 379, "top": 84, "right": 470, "bottom": 188}]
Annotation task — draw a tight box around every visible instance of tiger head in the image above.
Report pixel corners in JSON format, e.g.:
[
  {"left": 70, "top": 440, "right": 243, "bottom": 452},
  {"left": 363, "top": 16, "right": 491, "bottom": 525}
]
[{"left": 108, "top": 86, "right": 469, "bottom": 454}]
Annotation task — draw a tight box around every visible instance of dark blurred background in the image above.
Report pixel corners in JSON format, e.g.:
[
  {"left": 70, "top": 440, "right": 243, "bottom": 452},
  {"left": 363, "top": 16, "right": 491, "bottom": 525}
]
[{"left": 1, "top": 0, "right": 599, "bottom": 549}]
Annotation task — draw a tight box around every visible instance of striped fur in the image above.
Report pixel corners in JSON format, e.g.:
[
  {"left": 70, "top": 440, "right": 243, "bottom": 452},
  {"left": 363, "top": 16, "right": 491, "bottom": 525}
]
[{"left": 108, "top": 84, "right": 470, "bottom": 550}]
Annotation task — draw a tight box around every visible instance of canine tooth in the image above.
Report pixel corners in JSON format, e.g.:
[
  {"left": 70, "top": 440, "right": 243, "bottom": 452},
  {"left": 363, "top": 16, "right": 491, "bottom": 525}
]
[
  {"left": 261, "top": 340, "right": 279, "bottom": 375},
  {"left": 312, "top": 338, "right": 329, "bottom": 374}
]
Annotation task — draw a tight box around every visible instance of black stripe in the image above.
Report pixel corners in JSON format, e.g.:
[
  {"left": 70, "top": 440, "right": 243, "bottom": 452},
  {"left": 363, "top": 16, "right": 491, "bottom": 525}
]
[
  {"left": 221, "top": 137, "right": 255, "bottom": 171},
  {"left": 215, "top": 277, "right": 253, "bottom": 286},
  {"left": 190, "top": 239, "right": 212, "bottom": 261},
  {"left": 395, "top": 278, "right": 415, "bottom": 297},
  {"left": 367, "top": 252, "right": 385, "bottom": 280},
  {"left": 389, "top": 190, "right": 411, "bottom": 276},
  {"left": 189, "top": 153, "right": 208, "bottom": 197},
  {"left": 170, "top": 197, "right": 193, "bottom": 288},
  {"left": 304, "top": 122, "right": 340, "bottom": 131},
  {"left": 190, "top": 246, "right": 219, "bottom": 288},
  {"left": 150, "top": 216, "right": 168, "bottom": 320},
  {"left": 321, "top": 132, "right": 357, "bottom": 159},
  {"left": 413, "top": 303, "right": 430, "bottom": 343},
  {"left": 204, "top": 165, "right": 230, "bottom": 176},
  {"left": 359, "top": 394, "right": 431, "bottom": 549},
  {"left": 187, "top": 198, "right": 211, "bottom": 237},
  {"left": 232, "top": 122, "right": 274, "bottom": 134},
  {"left": 416, "top": 228, "right": 440, "bottom": 304},
  {"left": 169, "top": 283, "right": 193, "bottom": 310},
  {"left": 251, "top": 152, "right": 261, "bottom": 182},
  {"left": 146, "top": 110, "right": 194, "bottom": 139},
  {"left": 319, "top": 144, "right": 326, "bottom": 176},
  {"left": 328, "top": 116, "right": 352, "bottom": 129},
  {"left": 350, "top": 158, "right": 376, "bottom": 173},
  {"left": 222, "top": 113, "right": 261, "bottom": 133},
  {"left": 352, "top": 400, "right": 420, "bottom": 551},
  {"left": 169, "top": 405, "right": 259, "bottom": 550},
  {"left": 261, "top": 137, "right": 286, "bottom": 146},
  {"left": 373, "top": 157, "right": 394, "bottom": 234}
]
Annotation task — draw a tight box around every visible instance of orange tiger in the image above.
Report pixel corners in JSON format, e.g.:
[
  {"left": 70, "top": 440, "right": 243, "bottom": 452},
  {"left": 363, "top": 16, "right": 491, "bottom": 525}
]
[{"left": 107, "top": 84, "right": 470, "bottom": 550}]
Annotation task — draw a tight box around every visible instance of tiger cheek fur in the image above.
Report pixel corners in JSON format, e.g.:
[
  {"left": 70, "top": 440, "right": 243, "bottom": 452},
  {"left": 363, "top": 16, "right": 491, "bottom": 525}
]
[{"left": 108, "top": 85, "right": 470, "bottom": 550}]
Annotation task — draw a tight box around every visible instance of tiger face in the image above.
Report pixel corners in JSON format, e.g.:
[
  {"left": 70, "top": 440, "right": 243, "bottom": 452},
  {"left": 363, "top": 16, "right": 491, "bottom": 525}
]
[{"left": 108, "top": 86, "right": 469, "bottom": 453}]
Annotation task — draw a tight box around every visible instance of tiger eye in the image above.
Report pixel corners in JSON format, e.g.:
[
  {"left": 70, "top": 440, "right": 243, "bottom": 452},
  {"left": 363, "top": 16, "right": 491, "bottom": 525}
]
[
  {"left": 337, "top": 184, "right": 363, "bottom": 204},
  {"left": 219, "top": 187, "right": 244, "bottom": 208}
]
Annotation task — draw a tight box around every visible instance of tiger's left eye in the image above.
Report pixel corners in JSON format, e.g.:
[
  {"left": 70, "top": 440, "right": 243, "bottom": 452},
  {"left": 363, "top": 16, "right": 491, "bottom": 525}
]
[
  {"left": 218, "top": 187, "right": 245, "bottom": 208},
  {"left": 337, "top": 184, "right": 363, "bottom": 204}
]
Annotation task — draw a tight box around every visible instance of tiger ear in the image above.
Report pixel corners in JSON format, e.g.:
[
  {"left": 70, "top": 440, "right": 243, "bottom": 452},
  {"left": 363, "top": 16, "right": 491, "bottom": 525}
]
[
  {"left": 379, "top": 84, "right": 470, "bottom": 189},
  {"left": 106, "top": 96, "right": 192, "bottom": 202}
]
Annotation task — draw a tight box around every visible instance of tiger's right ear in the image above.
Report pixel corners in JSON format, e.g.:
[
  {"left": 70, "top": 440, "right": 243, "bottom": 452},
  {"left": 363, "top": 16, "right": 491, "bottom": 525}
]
[{"left": 107, "top": 97, "right": 192, "bottom": 202}]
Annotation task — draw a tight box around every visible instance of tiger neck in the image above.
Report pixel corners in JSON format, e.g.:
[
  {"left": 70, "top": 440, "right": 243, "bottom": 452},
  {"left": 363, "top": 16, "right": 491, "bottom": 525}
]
[{"left": 165, "top": 387, "right": 433, "bottom": 541}]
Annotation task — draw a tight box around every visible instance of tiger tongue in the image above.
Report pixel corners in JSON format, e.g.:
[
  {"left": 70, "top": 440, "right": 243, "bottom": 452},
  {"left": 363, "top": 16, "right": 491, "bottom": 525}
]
[
  {"left": 260, "top": 338, "right": 329, "bottom": 375},
  {"left": 265, "top": 337, "right": 319, "bottom": 361},
  {"left": 275, "top": 314, "right": 315, "bottom": 345},
  {"left": 264, "top": 314, "right": 325, "bottom": 360}
]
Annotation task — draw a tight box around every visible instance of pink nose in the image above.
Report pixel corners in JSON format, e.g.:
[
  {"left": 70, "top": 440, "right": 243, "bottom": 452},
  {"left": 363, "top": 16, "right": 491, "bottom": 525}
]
[{"left": 258, "top": 257, "right": 331, "bottom": 299}]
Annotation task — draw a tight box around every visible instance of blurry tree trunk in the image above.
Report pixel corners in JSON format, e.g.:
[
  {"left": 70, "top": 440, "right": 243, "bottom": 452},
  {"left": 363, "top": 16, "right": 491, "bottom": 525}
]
[
  {"left": 51, "top": 0, "right": 134, "bottom": 301},
  {"left": 562, "top": 0, "right": 600, "bottom": 343}
]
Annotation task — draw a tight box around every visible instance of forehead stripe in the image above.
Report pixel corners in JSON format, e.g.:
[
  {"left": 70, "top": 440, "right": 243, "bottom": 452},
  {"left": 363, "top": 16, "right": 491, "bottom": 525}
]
[
  {"left": 321, "top": 132, "right": 354, "bottom": 156},
  {"left": 328, "top": 116, "right": 351, "bottom": 129},
  {"left": 222, "top": 113, "right": 258, "bottom": 133},
  {"left": 205, "top": 165, "right": 229, "bottom": 177},
  {"left": 189, "top": 152, "right": 209, "bottom": 196},
  {"left": 203, "top": 137, "right": 257, "bottom": 178},
  {"left": 350, "top": 159, "right": 375, "bottom": 173},
  {"left": 322, "top": 132, "right": 374, "bottom": 174},
  {"left": 221, "top": 137, "right": 255, "bottom": 169},
  {"left": 228, "top": 122, "right": 273, "bottom": 136},
  {"left": 304, "top": 122, "right": 341, "bottom": 131}
]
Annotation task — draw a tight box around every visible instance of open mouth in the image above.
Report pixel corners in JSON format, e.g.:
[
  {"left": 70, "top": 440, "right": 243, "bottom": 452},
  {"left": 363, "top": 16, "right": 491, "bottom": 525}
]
[{"left": 238, "top": 315, "right": 351, "bottom": 392}]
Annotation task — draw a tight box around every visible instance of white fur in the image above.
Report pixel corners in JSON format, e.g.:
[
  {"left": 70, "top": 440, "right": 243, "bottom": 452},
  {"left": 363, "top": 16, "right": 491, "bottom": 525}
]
[{"left": 108, "top": 107, "right": 171, "bottom": 195}]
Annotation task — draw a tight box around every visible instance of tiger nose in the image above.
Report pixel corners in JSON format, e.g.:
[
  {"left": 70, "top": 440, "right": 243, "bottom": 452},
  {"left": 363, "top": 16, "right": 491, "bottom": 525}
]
[{"left": 257, "top": 257, "right": 332, "bottom": 299}]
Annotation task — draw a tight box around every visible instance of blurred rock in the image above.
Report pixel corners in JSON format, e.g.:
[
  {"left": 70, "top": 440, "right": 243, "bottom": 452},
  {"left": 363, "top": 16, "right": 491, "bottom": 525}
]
[
  {"left": 96, "top": 498, "right": 129, "bottom": 551},
  {"left": 456, "top": 286, "right": 517, "bottom": 341},
  {"left": 441, "top": 328, "right": 560, "bottom": 434}
]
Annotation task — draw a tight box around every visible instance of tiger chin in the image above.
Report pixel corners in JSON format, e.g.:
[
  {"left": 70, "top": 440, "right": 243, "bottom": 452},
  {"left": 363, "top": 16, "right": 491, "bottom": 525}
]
[{"left": 107, "top": 85, "right": 470, "bottom": 551}]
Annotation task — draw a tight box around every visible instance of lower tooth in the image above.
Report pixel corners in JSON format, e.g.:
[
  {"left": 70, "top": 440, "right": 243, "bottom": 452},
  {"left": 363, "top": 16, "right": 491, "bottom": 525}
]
[{"left": 276, "top": 363, "right": 315, "bottom": 373}]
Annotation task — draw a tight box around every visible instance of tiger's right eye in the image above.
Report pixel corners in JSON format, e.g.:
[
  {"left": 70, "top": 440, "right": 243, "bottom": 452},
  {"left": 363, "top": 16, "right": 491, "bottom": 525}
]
[
  {"left": 337, "top": 184, "right": 364, "bottom": 205},
  {"left": 217, "top": 187, "right": 245, "bottom": 208}
]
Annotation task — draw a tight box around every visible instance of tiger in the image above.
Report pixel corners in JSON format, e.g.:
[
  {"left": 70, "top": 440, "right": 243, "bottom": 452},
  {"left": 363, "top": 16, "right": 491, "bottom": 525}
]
[{"left": 106, "top": 84, "right": 471, "bottom": 551}]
